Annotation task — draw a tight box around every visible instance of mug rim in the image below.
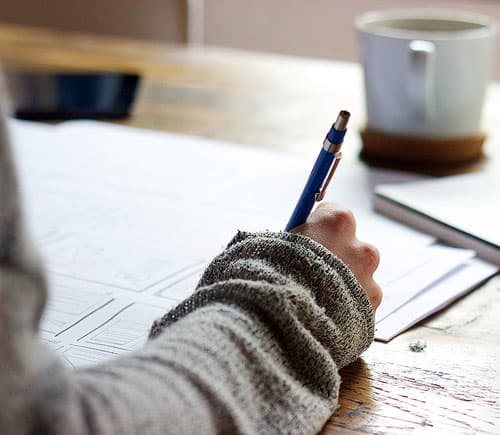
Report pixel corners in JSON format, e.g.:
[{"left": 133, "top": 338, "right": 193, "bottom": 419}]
[{"left": 355, "top": 9, "right": 498, "bottom": 40}]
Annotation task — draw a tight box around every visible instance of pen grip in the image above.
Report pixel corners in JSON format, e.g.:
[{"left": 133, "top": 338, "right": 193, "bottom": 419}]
[{"left": 285, "top": 149, "right": 334, "bottom": 231}]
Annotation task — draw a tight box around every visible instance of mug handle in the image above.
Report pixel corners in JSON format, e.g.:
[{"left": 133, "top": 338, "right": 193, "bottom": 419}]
[{"left": 408, "top": 40, "right": 436, "bottom": 121}]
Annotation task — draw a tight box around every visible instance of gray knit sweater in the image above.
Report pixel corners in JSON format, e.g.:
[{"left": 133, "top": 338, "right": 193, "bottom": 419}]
[{"left": 0, "top": 90, "right": 374, "bottom": 434}]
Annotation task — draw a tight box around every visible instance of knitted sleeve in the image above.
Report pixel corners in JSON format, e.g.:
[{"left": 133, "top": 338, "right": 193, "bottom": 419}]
[{"left": 1, "top": 230, "right": 374, "bottom": 435}]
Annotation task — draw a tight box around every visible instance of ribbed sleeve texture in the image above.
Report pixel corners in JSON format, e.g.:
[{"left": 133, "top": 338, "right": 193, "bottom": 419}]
[
  {"left": 1, "top": 230, "right": 374, "bottom": 435},
  {"left": 0, "top": 92, "right": 375, "bottom": 434}
]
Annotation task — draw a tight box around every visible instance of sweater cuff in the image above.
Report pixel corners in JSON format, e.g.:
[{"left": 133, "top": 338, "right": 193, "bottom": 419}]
[
  {"left": 228, "top": 230, "right": 374, "bottom": 329},
  {"left": 229, "top": 230, "right": 375, "bottom": 356}
]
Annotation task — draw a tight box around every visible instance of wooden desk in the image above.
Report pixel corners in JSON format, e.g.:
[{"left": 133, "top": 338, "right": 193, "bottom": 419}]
[{"left": 1, "top": 23, "right": 499, "bottom": 433}]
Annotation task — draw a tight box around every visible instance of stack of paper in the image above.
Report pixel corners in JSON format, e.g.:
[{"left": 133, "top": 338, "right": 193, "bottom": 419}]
[{"left": 9, "top": 120, "right": 497, "bottom": 366}]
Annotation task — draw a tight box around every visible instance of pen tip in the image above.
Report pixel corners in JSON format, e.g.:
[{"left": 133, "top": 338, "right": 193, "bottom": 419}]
[{"left": 334, "top": 110, "right": 350, "bottom": 131}]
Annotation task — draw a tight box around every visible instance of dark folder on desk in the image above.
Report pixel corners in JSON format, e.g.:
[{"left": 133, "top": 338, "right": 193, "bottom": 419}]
[{"left": 373, "top": 173, "right": 500, "bottom": 266}]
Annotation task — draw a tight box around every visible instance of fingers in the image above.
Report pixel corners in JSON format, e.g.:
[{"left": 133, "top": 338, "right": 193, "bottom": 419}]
[
  {"left": 367, "top": 281, "right": 383, "bottom": 310},
  {"left": 337, "top": 240, "right": 382, "bottom": 311},
  {"left": 293, "top": 202, "right": 383, "bottom": 311}
]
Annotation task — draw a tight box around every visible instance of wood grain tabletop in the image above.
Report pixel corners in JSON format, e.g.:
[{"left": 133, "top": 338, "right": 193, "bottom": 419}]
[{"left": 1, "top": 22, "right": 498, "bottom": 434}]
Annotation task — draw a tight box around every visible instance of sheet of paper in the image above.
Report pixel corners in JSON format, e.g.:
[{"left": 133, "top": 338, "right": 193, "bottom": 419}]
[
  {"left": 375, "top": 245, "right": 476, "bottom": 323},
  {"left": 8, "top": 120, "right": 496, "bottom": 365},
  {"left": 375, "top": 258, "right": 498, "bottom": 341}
]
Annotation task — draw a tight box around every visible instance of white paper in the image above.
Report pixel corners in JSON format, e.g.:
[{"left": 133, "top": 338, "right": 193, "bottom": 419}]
[
  {"left": 375, "top": 245, "right": 476, "bottom": 323},
  {"left": 8, "top": 120, "right": 496, "bottom": 364},
  {"left": 375, "top": 258, "right": 498, "bottom": 341}
]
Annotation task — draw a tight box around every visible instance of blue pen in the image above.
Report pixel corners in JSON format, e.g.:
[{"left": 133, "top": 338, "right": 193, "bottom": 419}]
[{"left": 285, "top": 110, "right": 350, "bottom": 231}]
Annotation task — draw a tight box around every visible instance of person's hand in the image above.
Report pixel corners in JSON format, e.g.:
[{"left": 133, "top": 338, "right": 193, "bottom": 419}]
[{"left": 291, "top": 202, "right": 382, "bottom": 310}]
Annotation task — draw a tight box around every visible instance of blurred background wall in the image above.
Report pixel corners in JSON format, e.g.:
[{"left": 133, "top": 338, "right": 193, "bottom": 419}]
[
  {"left": 204, "top": 0, "right": 500, "bottom": 65},
  {"left": 1, "top": 0, "right": 499, "bottom": 78}
]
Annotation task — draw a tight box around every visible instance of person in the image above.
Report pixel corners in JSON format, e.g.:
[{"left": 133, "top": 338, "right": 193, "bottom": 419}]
[{"left": 0, "top": 83, "right": 382, "bottom": 434}]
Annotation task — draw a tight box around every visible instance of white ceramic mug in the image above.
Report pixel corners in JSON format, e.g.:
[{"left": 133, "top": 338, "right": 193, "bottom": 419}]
[{"left": 355, "top": 9, "right": 498, "bottom": 138}]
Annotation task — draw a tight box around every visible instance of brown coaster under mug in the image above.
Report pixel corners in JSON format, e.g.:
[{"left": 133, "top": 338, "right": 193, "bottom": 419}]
[{"left": 359, "top": 128, "right": 487, "bottom": 175}]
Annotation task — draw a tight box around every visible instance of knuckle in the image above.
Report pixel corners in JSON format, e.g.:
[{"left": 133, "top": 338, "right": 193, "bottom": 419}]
[
  {"left": 370, "top": 284, "right": 383, "bottom": 309},
  {"left": 327, "top": 209, "right": 356, "bottom": 233},
  {"left": 357, "top": 243, "right": 380, "bottom": 272}
]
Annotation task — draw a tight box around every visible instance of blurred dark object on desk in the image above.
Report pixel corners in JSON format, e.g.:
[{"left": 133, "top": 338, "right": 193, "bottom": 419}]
[{"left": 6, "top": 72, "right": 140, "bottom": 120}]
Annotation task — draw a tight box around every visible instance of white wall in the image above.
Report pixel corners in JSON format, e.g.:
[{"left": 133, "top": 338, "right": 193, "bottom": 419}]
[{"left": 204, "top": 0, "right": 500, "bottom": 79}]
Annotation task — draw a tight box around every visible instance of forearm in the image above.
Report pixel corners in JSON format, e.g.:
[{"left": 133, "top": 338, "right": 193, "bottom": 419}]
[
  {"left": 75, "top": 231, "right": 374, "bottom": 434},
  {"left": 73, "top": 302, "right": 335, "bottom": 435}
]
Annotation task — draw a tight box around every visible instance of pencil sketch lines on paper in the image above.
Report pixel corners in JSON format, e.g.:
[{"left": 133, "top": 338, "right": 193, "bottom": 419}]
[
  {"left": 40, "top": 235, "right": 206, "bottom": 292},
  {"left": 62, "top": 345, "right": 121, "bottom": 368},
  {"left": 78, "top": 303, "right": 168, "bottom": 352},
  {"left": 40, "top": 284, "right": 113, "bottom": 337}
]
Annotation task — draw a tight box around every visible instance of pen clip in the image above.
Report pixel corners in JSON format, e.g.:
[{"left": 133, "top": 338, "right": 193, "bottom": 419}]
[{"left": 315, "top": 152, "right": 342, "bottom": 202}]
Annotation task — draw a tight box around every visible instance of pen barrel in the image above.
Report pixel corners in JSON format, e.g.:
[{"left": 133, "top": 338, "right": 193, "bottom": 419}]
[{"left": 285, "top": 149, "right": 334, "bottom": 231}]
